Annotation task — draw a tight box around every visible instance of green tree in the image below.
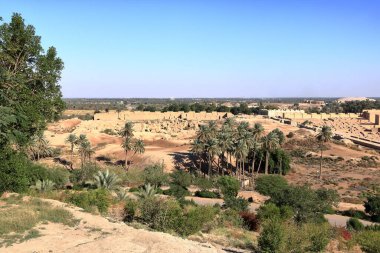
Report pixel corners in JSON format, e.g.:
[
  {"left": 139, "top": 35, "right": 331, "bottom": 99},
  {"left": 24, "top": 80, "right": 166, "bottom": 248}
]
[
  {"left": 65, "top": 133, "right": 77, "bottom": 162},
  {"left": 263, "top": 132, "right": 280, "bottom": 174},
  {"left": 0, "top": 13, "right": 65, "bottom": 149},
  {"left": 316, "top": 126, "right": 332, "bottom": 179}
]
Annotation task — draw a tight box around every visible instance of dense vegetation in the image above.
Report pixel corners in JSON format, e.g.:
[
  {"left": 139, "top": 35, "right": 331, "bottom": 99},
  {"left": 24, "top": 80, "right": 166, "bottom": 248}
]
[{"left": 191, "top": 119, "right": 291, "bottom": 185}]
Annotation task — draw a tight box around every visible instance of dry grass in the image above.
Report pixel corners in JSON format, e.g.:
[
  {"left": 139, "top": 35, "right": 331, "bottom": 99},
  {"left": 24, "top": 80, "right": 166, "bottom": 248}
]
[{"left": 0, "top": 195, "right": 79, "bottom": 247}]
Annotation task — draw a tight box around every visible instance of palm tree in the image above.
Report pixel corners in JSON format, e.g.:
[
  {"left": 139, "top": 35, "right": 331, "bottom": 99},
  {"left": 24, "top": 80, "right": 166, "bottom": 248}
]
[
  {"left": 65, "top": 133, "right": 77, "bottom": 162},
  {"left": 191, "top": 139, "right": 205, "bottom": 172},
  {"left": 249, "top": 123, "right": 264, "bottom": 177},
  {"left": 316, "top": 126, "right": 332, "bottom": 180},
  {"left": 217, "top": 131, "right": 233, "bottom": 175},
  {"left": 29, "top": 133, "right": 52, "bottom": 160},
  {"left": 262, "top": 132, "right": 280, "bottom": 174},
  {"left": 119, "top": 121, "right": 134, "bottom": 140},
  {"left": 78, "top": 140, "right": 91, "bottom": 167},
  {"left": 132, "top": 139, "right": 145, "bottom": 157},
  {"left": 122, "top": 138, "right": 133, "bottom": 170},
  {"left": 205, "top": 138, "right": 220, "bottom": 177},
  {"left": 234, "top": 139, "right": 249, "bottom": 180}
]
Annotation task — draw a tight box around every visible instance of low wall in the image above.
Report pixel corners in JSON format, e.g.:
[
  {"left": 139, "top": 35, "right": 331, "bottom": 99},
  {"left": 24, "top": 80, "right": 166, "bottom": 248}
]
[
  {"left": 94, "top": 111, "right": 233, "bottom": 121},
  {"left": 282, "top": 112, "right": 360, "bottom": 120}
]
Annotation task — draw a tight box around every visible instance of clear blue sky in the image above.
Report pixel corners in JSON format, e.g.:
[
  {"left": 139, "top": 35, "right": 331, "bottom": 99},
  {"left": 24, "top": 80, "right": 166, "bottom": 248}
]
[{"left": 1, "top": 0, "right": 379, "bottom": 98}]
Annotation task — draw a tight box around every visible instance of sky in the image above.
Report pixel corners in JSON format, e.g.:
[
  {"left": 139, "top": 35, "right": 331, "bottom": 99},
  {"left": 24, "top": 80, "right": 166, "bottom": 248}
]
[{"left": 1, "top": 0, "right": 380, "bottom": 98}]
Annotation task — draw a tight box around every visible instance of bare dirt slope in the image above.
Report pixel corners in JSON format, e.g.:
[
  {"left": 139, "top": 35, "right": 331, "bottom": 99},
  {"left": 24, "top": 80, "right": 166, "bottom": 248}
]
[{"left": 2, "top": 198, "right": 222, "bottom": 253}]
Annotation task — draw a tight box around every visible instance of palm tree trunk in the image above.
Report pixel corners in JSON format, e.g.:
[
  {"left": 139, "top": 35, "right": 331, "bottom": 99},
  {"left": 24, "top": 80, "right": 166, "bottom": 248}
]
[
  {"left": 257, "top": 156, "right": 263, "bottom": 175},
  {"left": 125, "top": 150, "right": 128, "bottom": 170},
  {"left": 319, "top": 148, "right": 323, "bottom": 179},
  {"left": 265, "top": 151, "right": 269, "bottom": 174},
  {"left": 208, "top": 154, "right": 212, "bottom": 177}
]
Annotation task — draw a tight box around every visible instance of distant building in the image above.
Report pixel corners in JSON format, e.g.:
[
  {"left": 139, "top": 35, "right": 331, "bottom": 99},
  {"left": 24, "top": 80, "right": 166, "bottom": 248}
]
[{"left": 336, "top": 97, "right": 375, "bottom": 103}]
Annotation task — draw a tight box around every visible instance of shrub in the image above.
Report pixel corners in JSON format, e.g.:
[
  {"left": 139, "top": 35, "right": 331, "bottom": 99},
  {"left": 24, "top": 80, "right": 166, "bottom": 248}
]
[
  {"left": 240, "top": 212, "right": 259, "bottom": 231},
  {"left": 217, "top": 176, "right": 240, "bottom": 198},
  {"left": 354, "top": 230, "right": 380, "bottom": 253},
  {"left": 101, "top": 128, "right": 117, "bottom": 135},
  {"left": 164, "top": 184, "right": 190, "bottom": 200},
  {"left": 218, "top": 209, "right": 244, "bottom": 227},
  {"left": 170, "top": 170, "right": 192, "bottom": 188},
  {"left": 46, "top": 167, "right": 70, "bottom": 188},
  {"left": 224, "top": 196, "right": 249, "bottom": 212},
  {"left": 347, "top": 217, "right": 365, "bottom": 231},
  {"left": 255, "top": 175, "right": 288, "bottom": 198},
  {"left": 193, "top": 177, "right": 214, "bottom": 191},
  {"left": 257, "top": 203, "right": 281, "bottom": 221},
  {"left": 124, "top": 198, "right": 138, "bottom": 222},
  {"left": 68, "top": 189, "right": 112, "bottom": 213},
  {"left": 143, "top": 164, "right": 168, "bottom": 187},
  {"left": 341, "top": 209, "right": 367, "bottom": 219},
  {"left": 151, "top": 199, "right": 182, "bottom": 232},
  {"left": 258, "top": 219, "right": 285, "bottom": 253},
  {"left": 178, "top": 205, "right": 218, "bottom": 236},
  {"left": 94, "top": 170, "right": 120, "bottom": 189},
  {"left": 269, "top": 185, "right": 337, "bottom": 223},
  {"left": 194, "top": 190, "right": 220, "bottom": 198},
  {"left": 69, "top": 164, "right": 98, "bottom": 185},
  {"left": 364, "top": 195, "right": 380, "bottom": 222}
]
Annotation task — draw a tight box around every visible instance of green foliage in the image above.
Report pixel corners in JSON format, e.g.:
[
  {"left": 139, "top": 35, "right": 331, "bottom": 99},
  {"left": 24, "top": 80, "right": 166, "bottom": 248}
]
[
  {"left": 364, "top": 195, "right": 380, "bottom": 221},
  {"left": 136, "top": 183, "right": 157, "bottom": 199},
  {"left": 143, "top": 164, "right": 168, "bottom": 187},
  {"left": 194, "top": 190, "right": 220, "bottom": 199},
  {"left": 177, "top": 205, "right": 219, "bottom": 236},
  {"left": 0, "top": 13, "right": 65, "bottom": 149},
  {"left": 69, "top": 163, "right": 98, "bottom": 185},
  {"left": 68, "top": 189, "right": 111, "bottom": 213},
  {"left": 124, "top": 198, "right": 138, "bottom": 222},
  {"left": 170, "top": 170, "right": 192, "bottom": 188},
  {"left": 224, "top": 197, "right": 249, "bottom": 212},
  {"left": 269, "top": 185, "right": 338, "bottom": 223},
  {"left": 255, "top": 175, "right": 288, "bottom": 197},
  {"left": 217, "top": 176, "right": 240, "bottom": 198},
  {"left": 257, "top": 203, "right": 281, "bottom": 221},
  {"left": 32, "top": 179, "right": 55, "bottom": 192},
  {"left": 258, "top": 219, "right": 285, "bottom": 253},
  {"left": 354, "top": 230, "right": 380, "bottom": 253},
  {"left": 218, "top": 209, "right": 244, "bottom": 227},
  {"left": 193, "top": 177, "right": 214, "bottom": 191},
  {"left": 163, "top": 184, "right": 190, "bottom": 200},
  {"left": 347, "top": 218, "right": 365, "bottom": 231},
  {"left": 94, "top": 169, "right": 120, "bottom": 190}
]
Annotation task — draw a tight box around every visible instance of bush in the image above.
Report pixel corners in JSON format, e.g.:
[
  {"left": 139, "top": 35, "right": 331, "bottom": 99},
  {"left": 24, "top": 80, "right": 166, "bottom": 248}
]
[
  {"left": 257, "top": 203, "right": 281, "bottom": 221},
  {"left": 364, "top": 195, "right": 380, "bottom": 222},
  {"left": 347, "top": 217, "right": 364, "bottom": 231},
  {"left": 255, "top": 175, "right": 288, "bottom": 198},
  {"left": 193, "top": 177, "right": 214, "bottom": 191},
  {"left": 178, "top": 205, "right": 218, "bottom": 236},
  {"left": 224, "top": 196, "right": 249, "bottom": 212},
  {"left": 46, "top": 167, "right": 70, "bottom": 188},
  {"left": 69, "top": 164, "right": 98, "bottom": 185},
  {"left": 269, "top": 185, "right": 338, "bottom": 223},
  {"left": 101, "top": 128, "right": 117, "bottom": 135},
  {"left": 151, "top": 199, "right": 182, "bottom": 232},
  {"left": 170, "top": 170, "right": 192, "bottom": 188},
  {"left": 217, "top": 176, "right": 240, "bottom": 198},
  {"left": 218, "top": 209, "right": 244, "bottom": 227},
  {"left": 143, "top": 164, "right": 168, "bottom": 187},
  {"left": 0, "top": 150, "right": 62, "bottom": 193},
  {"left": 240, "top": 212, "right": 259, "bottom": 231},
  {"left": 194, "top": 190, "right": 220, "bottom": 199},
  {"left": 68, "top": 189, "right": 111, "bottom": 213},
  {"left": 258, "top": 219, "right": 285, "bottom": 253},
  {"left": 341, "top": 209, "right": 367, "bottom": 219},
  {"left": 164, "top": 184, "right": 190, "bottom": 200}
]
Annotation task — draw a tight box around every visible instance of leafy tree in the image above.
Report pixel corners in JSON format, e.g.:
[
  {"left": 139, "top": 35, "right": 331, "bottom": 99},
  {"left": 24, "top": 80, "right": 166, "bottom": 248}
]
[
  {"left": 0, "top": 13, "right": 65, "bottom": 149},
  {"left": 143, "top": 163, "right": 168, "bottom": 187},
  {"left": 255, "top": 175, "right": 288, "bottom": 197},
  {"left": 258, "top": 219, "right": 285, "bottom": 253}
]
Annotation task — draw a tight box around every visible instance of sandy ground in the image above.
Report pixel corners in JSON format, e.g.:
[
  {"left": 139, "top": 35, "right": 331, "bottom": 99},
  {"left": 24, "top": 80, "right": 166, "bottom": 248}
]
[{"left": 2, "top": 198, "right": 222, "bottom": 253}]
